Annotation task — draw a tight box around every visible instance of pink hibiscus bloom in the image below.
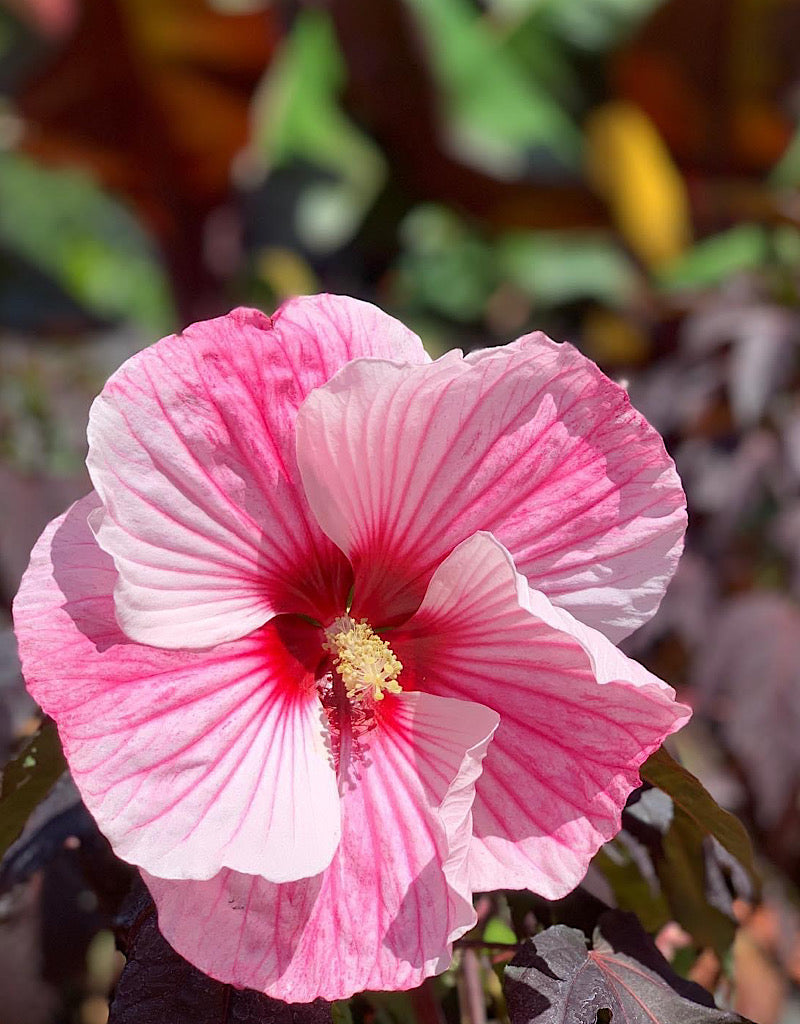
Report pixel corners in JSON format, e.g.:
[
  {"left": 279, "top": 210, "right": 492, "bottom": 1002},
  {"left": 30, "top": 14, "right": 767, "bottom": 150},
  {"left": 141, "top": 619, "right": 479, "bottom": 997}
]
[{"left": 13, "top": 295, "right": 690, "bottom": 1002}]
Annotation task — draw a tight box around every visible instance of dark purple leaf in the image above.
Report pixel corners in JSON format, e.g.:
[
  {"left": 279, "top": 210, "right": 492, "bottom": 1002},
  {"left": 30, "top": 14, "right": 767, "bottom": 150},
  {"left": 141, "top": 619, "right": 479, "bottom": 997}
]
[
  {"left": 682, "top": 305, "right": 800, "bottom": 427},
  {"left": 675, "top": 432, "right": 778, "bottom": 552},
  {"left": 628, "top": 358, "right": 722, "bottom": 438},
  {"left": 109, "top": 880, "right": 332, "bottom": 1024},
  {"left": 693, "top": 593, "right": 800, "bottom": 828},
  {"left": 507, "top": 884, "right": 612, "bottom": 939},
  {"left": 504, "top": 911, "right": 752, "bottom": 1024}
]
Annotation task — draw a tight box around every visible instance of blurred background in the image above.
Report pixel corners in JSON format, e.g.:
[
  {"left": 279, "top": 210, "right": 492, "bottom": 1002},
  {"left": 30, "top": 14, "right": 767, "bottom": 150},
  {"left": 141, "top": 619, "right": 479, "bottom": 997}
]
[{"left": 2, "top": 0, "right": 800, "bottom": 1021}]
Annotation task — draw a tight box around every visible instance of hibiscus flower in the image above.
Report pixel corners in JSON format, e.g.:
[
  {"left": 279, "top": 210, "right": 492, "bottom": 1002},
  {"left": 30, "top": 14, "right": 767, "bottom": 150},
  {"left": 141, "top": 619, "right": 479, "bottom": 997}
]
[{"left": 13, "top": 294, "right": 690, "bottom": 1002}]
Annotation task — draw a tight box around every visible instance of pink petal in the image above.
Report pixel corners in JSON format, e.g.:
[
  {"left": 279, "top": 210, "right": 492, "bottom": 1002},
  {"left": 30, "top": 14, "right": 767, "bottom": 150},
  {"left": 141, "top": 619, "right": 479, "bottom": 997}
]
[
  {"left": 145, "top": 691, "right": 499, "bottom": 1002},
  {"left": 391, "top": 532, "right": 691, "bottom": 898},
  {"left": 296, "top": 334, "right": 686, "bottom": 639},
  {"left": 13, "top": 493, "right": 341, "bottom": 882},
  {"left": 87, "top": 296, "right": 428, "bottom": 648}
]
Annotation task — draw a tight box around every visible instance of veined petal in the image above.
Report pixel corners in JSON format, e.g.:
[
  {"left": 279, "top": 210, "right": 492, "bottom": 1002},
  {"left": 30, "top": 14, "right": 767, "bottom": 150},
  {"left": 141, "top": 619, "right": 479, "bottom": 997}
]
[
  {"left": 13, "top": 494, "right": 340, "bottom": 882},
  {"left": 87, "top": 295, "right": 428, "bottom": 648},
  {"left": 144, "top": 692, "right": 499, "bottom": 1002},
  {"left": 391, "top": 532, "right": 691, "bottom": 899},
  {"left": 296, "top": 334, "right": 686, "bottom": 639},
  {"left": 276, "top": 293, "right": 430, "bottom": 368}
]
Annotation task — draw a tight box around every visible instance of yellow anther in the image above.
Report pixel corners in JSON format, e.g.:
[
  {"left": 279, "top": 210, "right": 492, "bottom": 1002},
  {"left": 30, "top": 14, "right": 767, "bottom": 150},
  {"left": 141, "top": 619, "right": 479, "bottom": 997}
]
[{"left": 324, "top": 615, "right": 403, "bottom": 702}]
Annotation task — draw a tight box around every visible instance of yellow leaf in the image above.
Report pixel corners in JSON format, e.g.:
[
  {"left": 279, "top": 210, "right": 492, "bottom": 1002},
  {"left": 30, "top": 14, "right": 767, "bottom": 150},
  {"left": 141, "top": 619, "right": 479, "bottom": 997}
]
[{"left": 586, "top": 101, "right": 691, "bottom": 269}]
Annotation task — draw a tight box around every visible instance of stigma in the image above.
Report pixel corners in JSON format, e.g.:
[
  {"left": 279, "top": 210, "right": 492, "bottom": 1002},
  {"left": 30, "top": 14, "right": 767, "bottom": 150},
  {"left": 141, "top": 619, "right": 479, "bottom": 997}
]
[{"left": 323, "top": 615, "right": 402, "bottom": 703}]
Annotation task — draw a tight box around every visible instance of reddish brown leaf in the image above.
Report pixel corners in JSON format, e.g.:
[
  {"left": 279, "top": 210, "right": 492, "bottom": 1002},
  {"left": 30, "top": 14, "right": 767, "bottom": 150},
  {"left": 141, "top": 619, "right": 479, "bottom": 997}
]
[{"left": 16, "top": 0, "right": 278, "bottom": 317}]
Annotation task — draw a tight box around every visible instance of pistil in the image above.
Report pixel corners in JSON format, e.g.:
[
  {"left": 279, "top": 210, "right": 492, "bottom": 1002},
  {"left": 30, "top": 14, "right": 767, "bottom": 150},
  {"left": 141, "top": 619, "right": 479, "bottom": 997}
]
[{"left": 320, "top": 615, "right": 403, "bottom": 788}]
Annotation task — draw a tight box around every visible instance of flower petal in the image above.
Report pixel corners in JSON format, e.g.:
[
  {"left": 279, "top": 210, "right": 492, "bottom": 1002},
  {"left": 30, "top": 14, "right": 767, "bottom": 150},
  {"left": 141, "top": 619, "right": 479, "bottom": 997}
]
[
  {"left": 13, "top": 494, "right": 341, "bottom": 882},
  {"left": 144, "top": 691, "right": 499, "bottom": 1002},
  {"left": 391, "top": 532, "right": 691, "bottom": 898},
  {"left": 87, "top": 296, "right": 428, "bottom": 648},
  {"left": 296, "top": 333, "right": 686, "bottom": 639}
]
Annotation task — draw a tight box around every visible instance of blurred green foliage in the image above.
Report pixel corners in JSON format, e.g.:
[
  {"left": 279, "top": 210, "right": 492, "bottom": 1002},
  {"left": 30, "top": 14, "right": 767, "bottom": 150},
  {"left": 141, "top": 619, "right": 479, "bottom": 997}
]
[
  {"left": 252, "top": 8, "right": 386, "bottom": 252},
  {"left": 1, "top": 0, "right": 796, "bottom": 338},
  {"left": 0, "top": 153, "right": 174, "bottom": 333},
  {"left": 396, "top": 204, "right": 637, "bottom": 321},
  {"left": 405, "top": 0, "right": 582, "bottom": 174}
]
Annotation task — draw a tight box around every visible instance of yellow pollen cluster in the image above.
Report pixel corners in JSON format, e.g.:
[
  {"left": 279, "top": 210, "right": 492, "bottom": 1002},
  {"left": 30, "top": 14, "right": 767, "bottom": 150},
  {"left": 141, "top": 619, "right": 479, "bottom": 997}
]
[{"left": 324, "top": 615, "right": 403, "bottom": 702}]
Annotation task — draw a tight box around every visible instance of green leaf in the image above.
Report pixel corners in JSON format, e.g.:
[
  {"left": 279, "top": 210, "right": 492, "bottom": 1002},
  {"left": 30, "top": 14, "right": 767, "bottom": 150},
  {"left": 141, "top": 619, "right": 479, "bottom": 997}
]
[
  {"left": 501, "top": 13, "right": 580, "bottom": 109},
  {"left": 660, "top": 826, "right": 734, "bottom": 954},
  {"left": 773, "top": 224, "right": 800, "bottom": 266},
  {"left": 485, "top": 916, "right": 518, "bottom": 946},
  {"left": 593, "top": 843, "right": 670, "bottom": 934},
  {"left": 771, "top": 125, "right": 800, "bottom": 186},
  {"left": 251, "top": 9, "right": 386, "bottom": 252},
  {"left": 0, "top": 153, "right": 175, "bottom": 333},
  {"left": 657, "top": 225, "right": 769, "bottom": 292},
  {"left": 330, "top": 1002, "right": 353, "bottom": 1024},
  {"left": 397, "top": 205, "right": 496, "bottom": 322},
  {"left": 639, "top": 747, "right": 758, "bottom": 955},
  {"left": 641, "top": 748, "right": 757, "bottom": 884},
  {"left": 404, "top": 0, "right": 582, "bottom": 174},
  {"left": 363, "top": 991, "right": 420, "bottom": 1024},
  {"left": 0, "top": 718, "right": 66, "bottom": 859},
  {"left": 497, "top": 230, "right": 637, "bottom": 307},
  {"left": 534, "top": 0, "right": 668, "bottom": 51}
]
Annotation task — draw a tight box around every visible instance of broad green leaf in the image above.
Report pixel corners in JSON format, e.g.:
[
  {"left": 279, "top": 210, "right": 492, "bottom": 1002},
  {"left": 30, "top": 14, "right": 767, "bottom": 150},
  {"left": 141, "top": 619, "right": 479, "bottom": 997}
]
[
  {"left": 404, "top": 0, "right": 582, "bottom": 174},
  {"left": 363, "top": 991, "right": 420, "bottom": 1024},
  {"left": 641, "top": 747, "right": 757, "bottom": 884},
  {"left": 501, "top": 13, "right": 580, "bottom": 109},
  {"left": 483, "top": 0, "right": 543, "bottom": 22},
  {"left": 397, "top": 205, "right": 496, "bottom": 322},
  {"left": 639, "top": 747, "right": 758, "bottom": 955},
  {"left": 251, "top": 9, "right": 386, "bottom": 252},
  {"left": 657, "top": 815, "right": 739, "bottom": 955},
  {"left": 0, "top": 718, "right": 66, "bottom": 859},
  {"left": 497, "top": 230, "right": 637, "bottom": 307},
  {"left": 658, "top": 225, "right": 770, "bottom": 292},
  {"left": 0, "top": 153, "right": 175, "bottom": 333}
]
